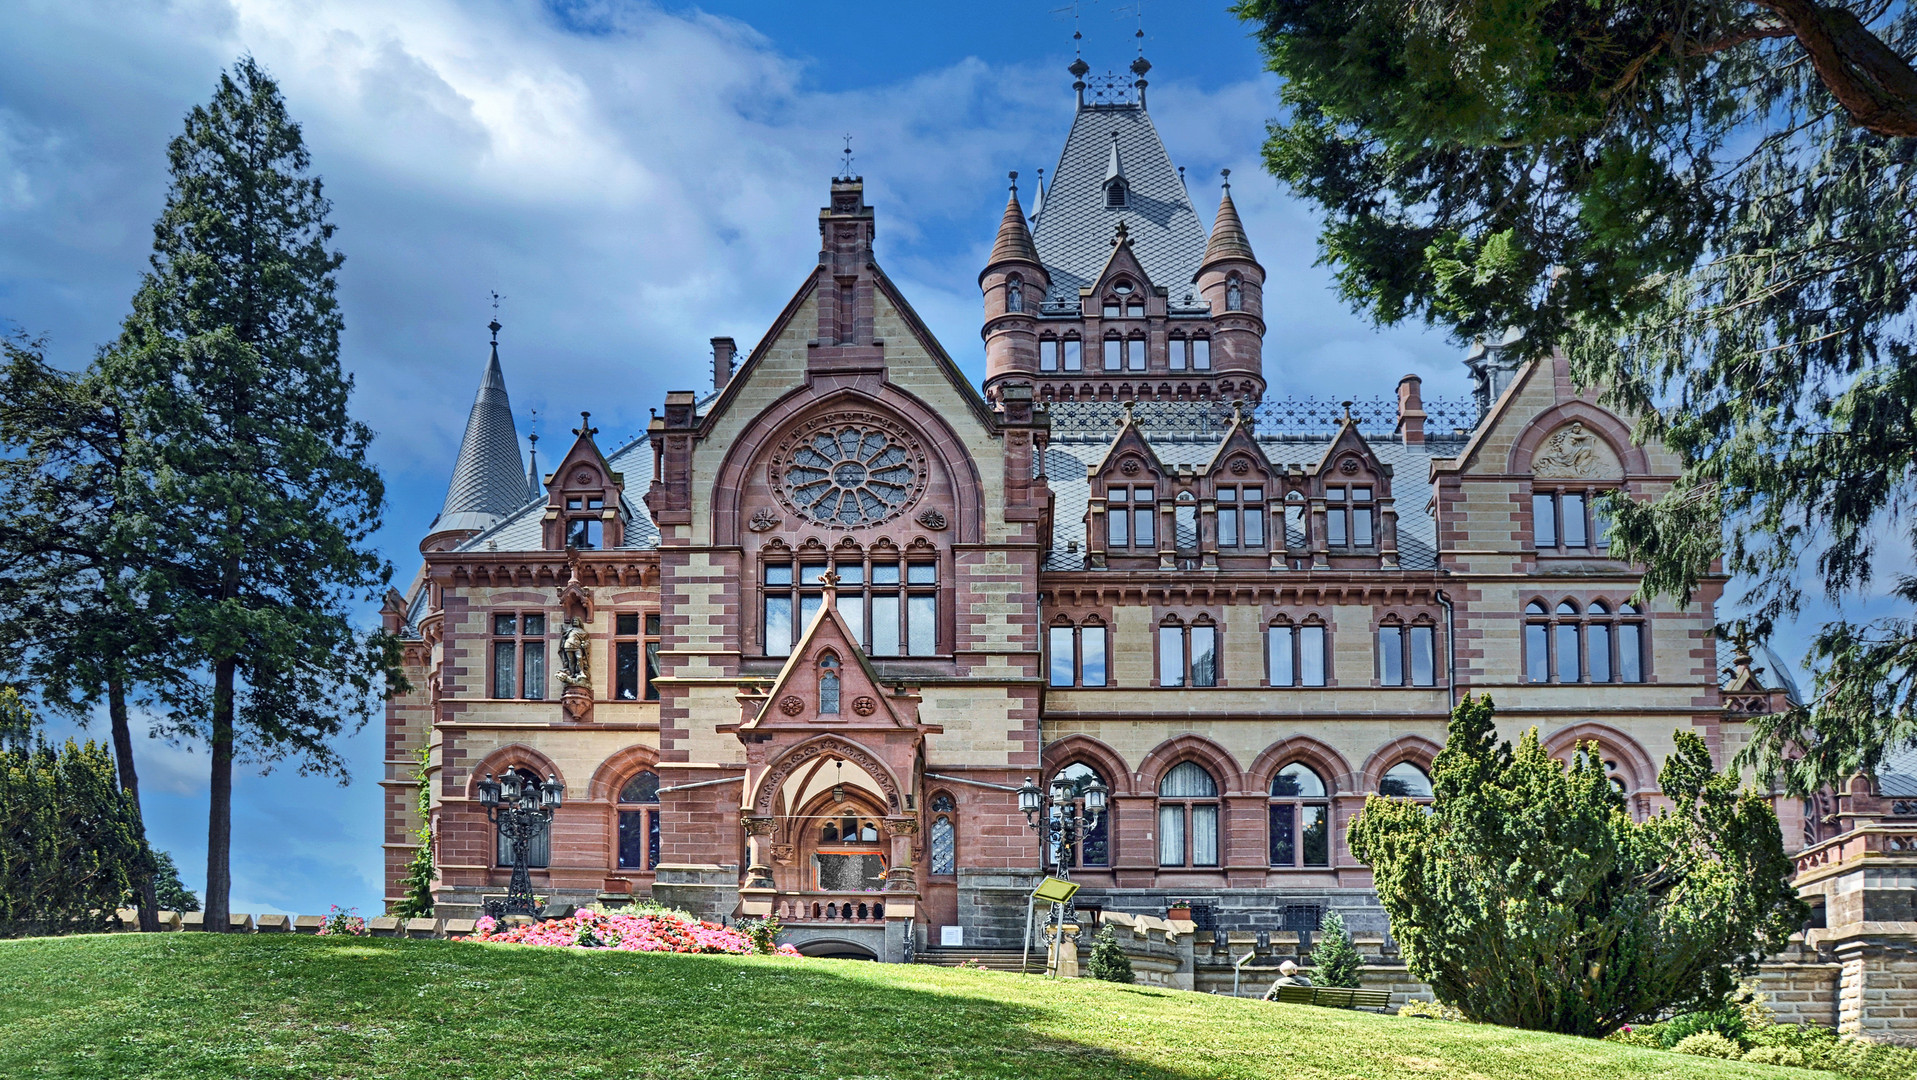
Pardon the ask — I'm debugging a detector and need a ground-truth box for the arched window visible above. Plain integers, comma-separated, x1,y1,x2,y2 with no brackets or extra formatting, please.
1169,333,1187,371
1268,619,1328,686
1103,333,1122,371
1525,599,1644,683
929,792,957,875
1380,762,1434,800
815,806,884,890
1157,761,1219,867
1049,763,1110,868
495,767,551,868
1226,273,1243,311
1062,334,1083,372
1048,618,1108,688
616,769,661,870
1040,334,1058,371
1191,336,1211,370
819,654,841,716
1126,332,1146,371
1006,274,1024,313
1159,617,1218,687
1269,763,1329,867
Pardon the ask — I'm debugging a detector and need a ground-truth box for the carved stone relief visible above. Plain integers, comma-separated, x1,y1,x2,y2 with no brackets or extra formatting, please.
1532,421,1623,480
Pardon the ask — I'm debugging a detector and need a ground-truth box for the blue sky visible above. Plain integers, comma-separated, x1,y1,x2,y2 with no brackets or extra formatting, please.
0,0,1871,916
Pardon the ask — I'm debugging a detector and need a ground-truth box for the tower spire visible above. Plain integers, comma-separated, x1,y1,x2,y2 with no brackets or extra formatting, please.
525,412,542,502
1202,169,1256,266
430,315,528,543
988,172,1041,268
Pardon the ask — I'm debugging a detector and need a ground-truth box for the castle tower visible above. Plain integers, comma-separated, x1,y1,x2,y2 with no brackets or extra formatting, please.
422,318,528,552
1194,171,1266,400
982,51,1264,405
980,173,1048,400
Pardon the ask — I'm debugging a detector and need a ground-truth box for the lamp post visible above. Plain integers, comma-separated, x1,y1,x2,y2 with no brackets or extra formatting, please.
477,771,565,919
1017,772,1106,941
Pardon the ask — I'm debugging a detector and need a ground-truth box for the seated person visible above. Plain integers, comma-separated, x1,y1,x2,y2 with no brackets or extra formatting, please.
1262,959,1312,1000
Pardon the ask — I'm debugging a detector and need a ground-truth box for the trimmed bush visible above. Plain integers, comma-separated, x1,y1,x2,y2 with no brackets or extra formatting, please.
1673,1032,1741,1059
1087,923,1134,984
1741,1045,1805,1067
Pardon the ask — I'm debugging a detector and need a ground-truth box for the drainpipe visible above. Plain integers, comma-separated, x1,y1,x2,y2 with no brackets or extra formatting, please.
1435,589,1457,711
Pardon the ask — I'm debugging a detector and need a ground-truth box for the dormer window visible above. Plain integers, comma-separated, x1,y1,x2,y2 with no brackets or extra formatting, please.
566,496,605,550
1106,179,1128,208
1006,274,1024,314
1326,484,1375,548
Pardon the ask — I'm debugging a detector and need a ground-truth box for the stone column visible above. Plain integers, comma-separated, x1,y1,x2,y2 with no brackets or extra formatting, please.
739,815,776,916
882,816,920,963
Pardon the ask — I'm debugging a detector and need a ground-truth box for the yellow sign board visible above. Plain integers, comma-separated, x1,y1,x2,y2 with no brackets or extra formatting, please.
1032,876,1080,904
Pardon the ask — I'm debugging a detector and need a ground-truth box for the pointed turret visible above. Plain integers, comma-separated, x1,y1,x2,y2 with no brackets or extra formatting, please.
981,173,1051,400
1195,170,1267,400
1029,168,1046,226
1201,174,1257,268
424,319,528,550
988,180,1041,268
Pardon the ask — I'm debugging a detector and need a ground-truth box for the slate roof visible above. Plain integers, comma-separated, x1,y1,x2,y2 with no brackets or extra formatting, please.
453,434,659,554
1712,640,1805,705
434,341,529,534
1039,401,1463,572
1879,745,1917,796
1031,104,1208,312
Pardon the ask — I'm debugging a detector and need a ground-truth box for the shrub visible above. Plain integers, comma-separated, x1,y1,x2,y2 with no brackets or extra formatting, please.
1603,1024,1660,1048
738,916,782,955
317,905,367,936
1309,910,1363,988
0,732,153,937
1087,923,1134,984
1741,1045,1806,1067
1659,1005,1747,1049
390,746,434,919
1347,694,1807,1037
1397,1000,1467,1022
1673,1032,1742,1059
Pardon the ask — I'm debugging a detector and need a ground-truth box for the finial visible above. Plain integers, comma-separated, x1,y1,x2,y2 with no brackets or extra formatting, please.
573,410,598,438
838,134,855,180
1009,170,1018,191
528,407,538,448
1112,220,1130,247
1221,167,1231,190
1341,400,1354,421
488,289,504,342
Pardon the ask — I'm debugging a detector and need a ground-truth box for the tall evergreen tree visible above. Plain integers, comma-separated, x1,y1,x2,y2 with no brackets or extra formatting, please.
1235,1,1917,792
0,334,178,930
111,57,405,929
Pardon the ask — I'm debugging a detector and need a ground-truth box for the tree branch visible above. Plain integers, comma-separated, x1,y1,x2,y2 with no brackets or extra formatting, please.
1754,0,1917,137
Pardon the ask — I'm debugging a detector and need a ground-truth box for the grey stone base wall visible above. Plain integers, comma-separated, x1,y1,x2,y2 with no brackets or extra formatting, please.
649,863,740,923
955,868,1046,948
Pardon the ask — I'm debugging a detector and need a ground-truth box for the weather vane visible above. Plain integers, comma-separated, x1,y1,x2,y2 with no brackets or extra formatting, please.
839,134,855,179
488,289,505,341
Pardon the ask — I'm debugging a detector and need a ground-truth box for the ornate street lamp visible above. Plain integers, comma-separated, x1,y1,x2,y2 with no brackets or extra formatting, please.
1018,771,1106,928
479,771,565,919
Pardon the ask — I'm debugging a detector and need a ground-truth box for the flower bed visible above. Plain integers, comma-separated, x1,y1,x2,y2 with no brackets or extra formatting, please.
465,908,798,956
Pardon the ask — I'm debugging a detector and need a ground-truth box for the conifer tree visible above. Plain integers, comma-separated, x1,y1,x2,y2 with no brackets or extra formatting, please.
1309,910,1363,989
110,57,405,929
1235,2,1917,792
0,335,179,930
1087,923,1135,984
1348,695,1805,1036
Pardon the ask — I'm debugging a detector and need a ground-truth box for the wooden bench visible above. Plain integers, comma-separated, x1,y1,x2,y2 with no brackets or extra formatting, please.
1267,984,1394,1011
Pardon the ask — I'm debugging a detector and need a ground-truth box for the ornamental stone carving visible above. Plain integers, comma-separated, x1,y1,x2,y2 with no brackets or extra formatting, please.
778,695,805,716
769,411,929,529
1531,421,1623,480
748,507,782,532
1229,457,1250,475
851,696,878,717
915,508,948,530
1120,458,1141,476
1339,457,1361,475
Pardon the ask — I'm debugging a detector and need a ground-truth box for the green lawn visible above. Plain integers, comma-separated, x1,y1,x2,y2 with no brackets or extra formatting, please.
0,933,1828,1080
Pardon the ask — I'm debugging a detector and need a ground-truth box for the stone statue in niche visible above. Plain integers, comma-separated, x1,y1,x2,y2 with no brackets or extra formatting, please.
1532,421,1621,479
558,617,591,688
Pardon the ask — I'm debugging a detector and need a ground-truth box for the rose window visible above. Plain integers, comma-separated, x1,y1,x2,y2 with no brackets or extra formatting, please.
773,416,926,528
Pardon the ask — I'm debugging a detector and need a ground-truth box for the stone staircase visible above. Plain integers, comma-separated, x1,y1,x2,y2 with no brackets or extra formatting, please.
916,947,1041,973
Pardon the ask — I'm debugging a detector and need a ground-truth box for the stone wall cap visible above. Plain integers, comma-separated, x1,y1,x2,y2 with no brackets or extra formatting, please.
293,915,326,933
443,918,479,935
255,914,291,931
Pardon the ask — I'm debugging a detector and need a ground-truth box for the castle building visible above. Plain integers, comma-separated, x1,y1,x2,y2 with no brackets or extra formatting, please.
384,60,1799,962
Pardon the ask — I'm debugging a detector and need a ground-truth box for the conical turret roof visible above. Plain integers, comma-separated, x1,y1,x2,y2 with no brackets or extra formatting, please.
987,176,1041,268
434,329,529,535
1202,174,1257,267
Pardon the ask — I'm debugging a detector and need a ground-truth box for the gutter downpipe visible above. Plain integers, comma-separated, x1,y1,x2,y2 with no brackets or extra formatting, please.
1435,589,1457,710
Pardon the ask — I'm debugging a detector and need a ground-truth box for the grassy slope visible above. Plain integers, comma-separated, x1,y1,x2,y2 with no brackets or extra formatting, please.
0,934,1827,1080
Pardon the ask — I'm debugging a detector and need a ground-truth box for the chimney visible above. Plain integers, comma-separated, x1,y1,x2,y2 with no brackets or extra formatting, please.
711,337,737,392
1395,375,1426,445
